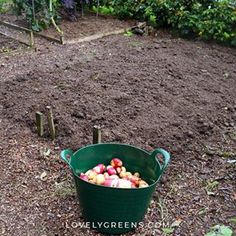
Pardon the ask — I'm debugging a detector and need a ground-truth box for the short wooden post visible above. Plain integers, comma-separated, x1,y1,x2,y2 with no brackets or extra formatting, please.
93,125,102,144
29,31,34,47
36,112,44,137
46,106,56,140
60,35,64,44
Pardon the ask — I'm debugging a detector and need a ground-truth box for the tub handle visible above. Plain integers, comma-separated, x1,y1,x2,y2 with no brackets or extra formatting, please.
60,149,74,166
151,148,170,174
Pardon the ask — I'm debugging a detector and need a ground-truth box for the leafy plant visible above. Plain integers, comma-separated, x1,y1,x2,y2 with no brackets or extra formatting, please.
205,225,233,236
162,227,175,234
205,180,219,191
99,0,236,46
0,0,11,13
92,5,114,15
124,30,134,36
12,0,61,31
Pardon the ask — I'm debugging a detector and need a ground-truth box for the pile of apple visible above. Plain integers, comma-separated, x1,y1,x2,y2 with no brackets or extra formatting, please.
79,158,149,188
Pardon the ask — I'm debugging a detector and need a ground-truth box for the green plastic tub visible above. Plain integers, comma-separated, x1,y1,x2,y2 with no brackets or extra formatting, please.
61,143,170,234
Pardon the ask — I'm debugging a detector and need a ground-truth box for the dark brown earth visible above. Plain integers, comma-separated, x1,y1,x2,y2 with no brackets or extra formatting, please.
43,14,134,40
0,17,236,236
0,12,134,41
0,34,27,53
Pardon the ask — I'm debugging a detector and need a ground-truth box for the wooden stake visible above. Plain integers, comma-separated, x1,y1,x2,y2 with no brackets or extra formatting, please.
36,112,44,137
0,31,31,46
93,125,102,144
0,20,32,33
65,27,133,44
60,35,64,45
46,106,56,140
29,31,35,47
34,32,62,44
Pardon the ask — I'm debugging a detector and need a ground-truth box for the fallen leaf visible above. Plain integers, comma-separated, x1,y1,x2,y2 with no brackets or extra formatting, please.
207,191,216,196
40,148,51,157
171,218,183,227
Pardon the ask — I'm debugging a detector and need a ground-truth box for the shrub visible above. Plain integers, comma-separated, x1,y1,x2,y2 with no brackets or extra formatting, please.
12,0,61,31
100,0,236,46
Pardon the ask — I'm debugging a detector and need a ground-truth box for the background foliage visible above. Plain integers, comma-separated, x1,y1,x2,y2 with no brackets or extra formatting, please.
12,0,61,31
4,0,236,45
0,0,11,13
99,0,236,46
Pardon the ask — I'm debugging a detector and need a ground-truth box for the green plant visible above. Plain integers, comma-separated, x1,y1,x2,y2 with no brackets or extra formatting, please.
203,180,220,196
205,225,233,236
162,227,174,234
124,30,134,36
0,0,11,13
92,5,114,15
12,0,61,31
99,0,236,46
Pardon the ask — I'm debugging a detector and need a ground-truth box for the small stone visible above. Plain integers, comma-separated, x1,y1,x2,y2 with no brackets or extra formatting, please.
40,171,47,181
72,111,85,119
186,131,194,138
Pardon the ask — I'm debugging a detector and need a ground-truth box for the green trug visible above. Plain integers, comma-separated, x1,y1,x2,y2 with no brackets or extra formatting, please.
61,143,170,234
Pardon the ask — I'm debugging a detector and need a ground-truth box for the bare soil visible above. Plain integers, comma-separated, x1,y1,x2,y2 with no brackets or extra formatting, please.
0,18,236,236
0,34,27,53
44,14,134,40
0,12,135,41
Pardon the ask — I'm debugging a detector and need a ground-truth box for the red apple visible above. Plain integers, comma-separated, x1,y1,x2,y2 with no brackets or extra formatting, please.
103,178,119,187
117,179,132,188
106,165,117,175
93,164,106,174
95,174,106,185
119,171,126,178
116,167,121,174
80,173,89,182
134,172,140,178
125,172,132,178
139,180,149,188
103,172,109,179
110,158,123,168
109,174,119,179
85,170,97,180
129,175,140,186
